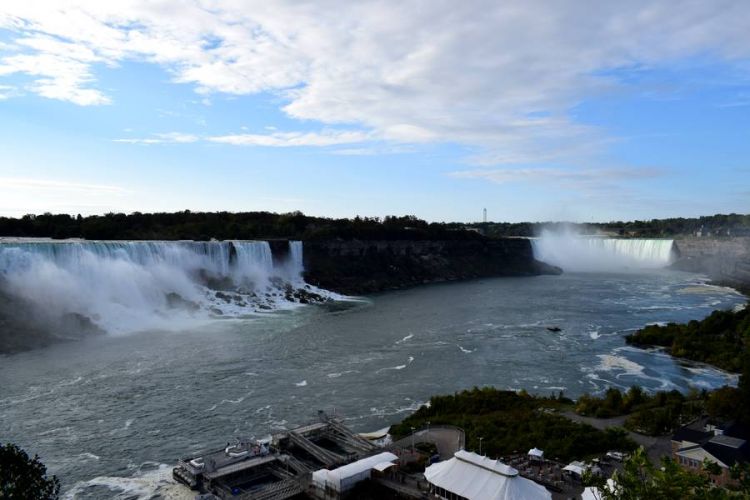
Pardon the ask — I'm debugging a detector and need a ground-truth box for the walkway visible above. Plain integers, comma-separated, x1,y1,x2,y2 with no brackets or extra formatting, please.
561,411,671,465
390,425,465,459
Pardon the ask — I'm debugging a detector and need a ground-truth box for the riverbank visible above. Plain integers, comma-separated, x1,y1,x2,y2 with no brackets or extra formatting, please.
625,301,749,373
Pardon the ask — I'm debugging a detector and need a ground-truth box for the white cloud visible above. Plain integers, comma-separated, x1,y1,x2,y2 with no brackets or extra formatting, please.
1,1,750,162
0,84,19,100
114,132,199,144
208,129,370,147
0,177,133,217
0,177,128,194
450,166,664,191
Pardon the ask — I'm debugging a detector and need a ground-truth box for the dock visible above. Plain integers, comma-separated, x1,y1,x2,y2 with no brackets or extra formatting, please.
173,411,379,499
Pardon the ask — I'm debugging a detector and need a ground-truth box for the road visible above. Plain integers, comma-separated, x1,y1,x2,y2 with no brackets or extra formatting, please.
561,411,672,465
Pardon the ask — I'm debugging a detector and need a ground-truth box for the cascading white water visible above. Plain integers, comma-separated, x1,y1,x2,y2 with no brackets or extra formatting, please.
531,230,675,272
0,240,322,334
288,241,304,281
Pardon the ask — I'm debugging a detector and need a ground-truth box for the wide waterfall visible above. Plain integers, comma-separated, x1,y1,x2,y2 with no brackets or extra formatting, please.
531,230,675,272
0,240,325,336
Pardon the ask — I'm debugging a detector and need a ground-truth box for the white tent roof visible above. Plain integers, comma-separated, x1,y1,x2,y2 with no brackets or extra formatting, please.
582,478,616,500
312,451,398,489
373,461,397,472
562,461,587,476
528,448,544,458
424,450,551,500
329,452,398,481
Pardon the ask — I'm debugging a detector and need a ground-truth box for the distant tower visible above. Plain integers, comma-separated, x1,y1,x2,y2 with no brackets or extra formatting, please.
483,208,487,223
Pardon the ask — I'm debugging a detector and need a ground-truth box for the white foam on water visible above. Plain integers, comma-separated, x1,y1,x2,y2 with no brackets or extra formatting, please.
295,380,307,387
589,331,601,340
396,333,414,344
327,370,359,378
376,363,407,373
595,354,645,377
0,240,335,335
457,345,474,353
63,463,193,500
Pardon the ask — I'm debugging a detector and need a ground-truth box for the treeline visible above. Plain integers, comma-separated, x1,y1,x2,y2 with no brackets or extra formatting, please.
0,211,480,241
390,387,635,462
2,211,748,240
471,213,750,238
575,386,741,436
625,306,750,373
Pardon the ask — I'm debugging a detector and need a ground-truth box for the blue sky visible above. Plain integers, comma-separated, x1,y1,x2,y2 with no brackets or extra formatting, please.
0,2,749,222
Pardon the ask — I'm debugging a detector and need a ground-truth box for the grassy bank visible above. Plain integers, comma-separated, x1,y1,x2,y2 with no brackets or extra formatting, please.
390,387,635,462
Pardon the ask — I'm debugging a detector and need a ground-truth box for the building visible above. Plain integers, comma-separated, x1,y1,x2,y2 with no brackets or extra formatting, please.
310,451,398,498
423,450,551,500
671,418,750,486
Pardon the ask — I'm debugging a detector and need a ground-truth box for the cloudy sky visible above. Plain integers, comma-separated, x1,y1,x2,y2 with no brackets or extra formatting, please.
1,1,749,222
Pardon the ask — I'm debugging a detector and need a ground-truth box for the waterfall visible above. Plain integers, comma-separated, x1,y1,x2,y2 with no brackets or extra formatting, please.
0,240,323,335
531,230,675,272
288,241,304,281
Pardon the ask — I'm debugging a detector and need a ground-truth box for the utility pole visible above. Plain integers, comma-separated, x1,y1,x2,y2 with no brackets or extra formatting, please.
479,437,484,456
411,426,416,454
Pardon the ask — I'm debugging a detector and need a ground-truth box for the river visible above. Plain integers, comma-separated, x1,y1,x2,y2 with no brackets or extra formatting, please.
0,266,745,497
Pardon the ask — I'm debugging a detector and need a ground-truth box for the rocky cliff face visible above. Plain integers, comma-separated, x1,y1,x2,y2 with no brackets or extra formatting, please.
672,237,750,292
302,238,561,295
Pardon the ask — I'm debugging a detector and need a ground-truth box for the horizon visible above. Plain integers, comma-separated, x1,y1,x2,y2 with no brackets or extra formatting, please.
2,2,750,222
2,209,750,227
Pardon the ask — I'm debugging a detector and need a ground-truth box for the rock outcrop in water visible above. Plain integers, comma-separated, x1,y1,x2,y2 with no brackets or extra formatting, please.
672,237,750,292
0,286,105,353
302,238,561,295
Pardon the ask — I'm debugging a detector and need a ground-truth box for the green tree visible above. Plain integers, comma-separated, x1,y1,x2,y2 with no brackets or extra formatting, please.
0,443,60,499
584,447,746,499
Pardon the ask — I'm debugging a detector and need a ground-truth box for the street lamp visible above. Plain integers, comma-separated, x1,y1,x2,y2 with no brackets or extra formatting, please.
411,426,416,454
479,437,484,456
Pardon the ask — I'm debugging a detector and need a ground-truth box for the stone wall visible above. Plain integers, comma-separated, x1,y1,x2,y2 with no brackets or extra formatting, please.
302,238,560,295
672,237,750,291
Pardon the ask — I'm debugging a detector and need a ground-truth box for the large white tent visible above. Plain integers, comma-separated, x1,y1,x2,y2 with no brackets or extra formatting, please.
424,450,551,500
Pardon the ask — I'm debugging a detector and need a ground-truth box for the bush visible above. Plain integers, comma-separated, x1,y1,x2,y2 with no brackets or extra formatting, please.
0,443,60,499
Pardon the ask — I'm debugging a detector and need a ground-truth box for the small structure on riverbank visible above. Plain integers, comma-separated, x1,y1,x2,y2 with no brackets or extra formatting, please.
528,447,544,462
423,450,552,500
310,451,398,498
672,417,750,486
